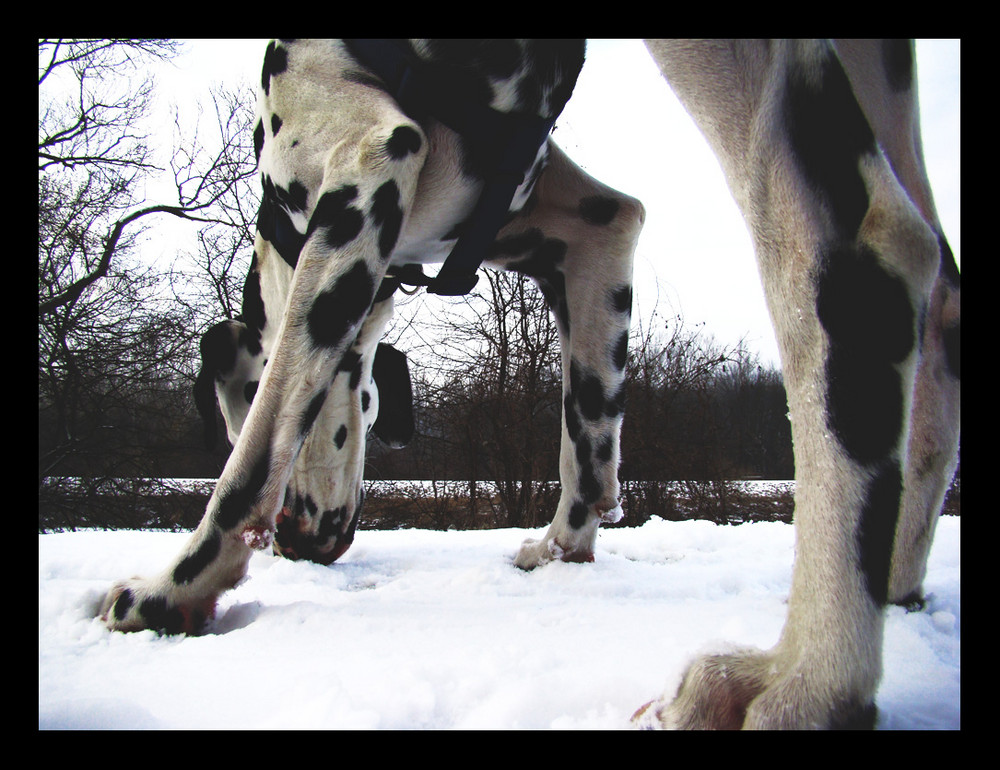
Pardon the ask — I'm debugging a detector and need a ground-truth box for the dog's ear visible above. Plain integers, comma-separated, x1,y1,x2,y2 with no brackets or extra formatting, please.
371,343,415,448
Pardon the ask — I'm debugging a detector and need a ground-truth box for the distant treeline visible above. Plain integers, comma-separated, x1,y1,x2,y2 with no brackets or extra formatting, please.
40,266,800,530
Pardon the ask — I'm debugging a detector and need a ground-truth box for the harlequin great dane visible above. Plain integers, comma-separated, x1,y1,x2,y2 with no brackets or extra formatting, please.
101,39,960,729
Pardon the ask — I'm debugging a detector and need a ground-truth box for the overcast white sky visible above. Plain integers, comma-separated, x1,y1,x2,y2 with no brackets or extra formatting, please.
152,39,960,368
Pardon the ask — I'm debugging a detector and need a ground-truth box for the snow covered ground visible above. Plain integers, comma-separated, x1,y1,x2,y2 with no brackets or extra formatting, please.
39,516,959,729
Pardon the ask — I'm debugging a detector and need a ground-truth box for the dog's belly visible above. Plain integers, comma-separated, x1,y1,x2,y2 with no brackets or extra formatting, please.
387,122,484,267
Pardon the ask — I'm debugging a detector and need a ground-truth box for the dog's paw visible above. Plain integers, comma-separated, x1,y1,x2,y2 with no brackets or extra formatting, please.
100,577,216,635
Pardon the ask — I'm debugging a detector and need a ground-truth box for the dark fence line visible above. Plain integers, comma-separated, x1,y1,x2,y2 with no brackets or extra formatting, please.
39,476,958,533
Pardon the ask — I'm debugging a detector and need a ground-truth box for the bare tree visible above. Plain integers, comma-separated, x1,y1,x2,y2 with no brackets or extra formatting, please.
166,84,260,329
383,270,563,527
621,310,735,481
39,39,258,529
711,345,793,479
375,274,793,528
38,39,255,318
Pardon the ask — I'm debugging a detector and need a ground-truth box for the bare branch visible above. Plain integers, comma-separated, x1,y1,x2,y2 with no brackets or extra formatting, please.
39,202,238,318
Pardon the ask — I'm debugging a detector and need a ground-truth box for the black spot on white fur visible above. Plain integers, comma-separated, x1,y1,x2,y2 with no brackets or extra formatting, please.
371,180,404,260
579,195,619,225
173,530,221,585
261,41,288,96
817,245,913,465
385,125,422,159
307,186,364,249
785,49,876,237
307,261,375,349
300,390,328,437
881,39,913,93
858,461,903,605
216,447,271,531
